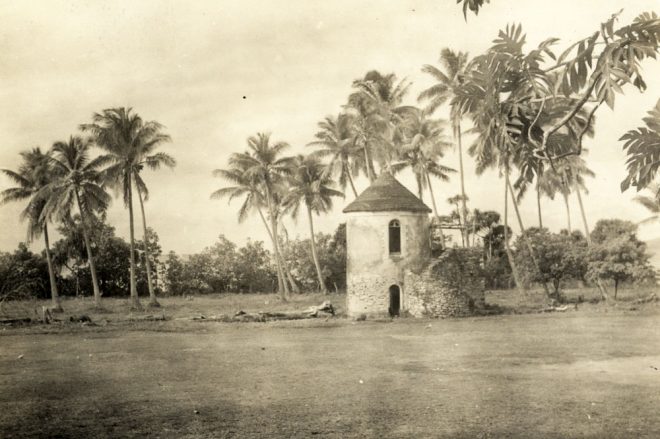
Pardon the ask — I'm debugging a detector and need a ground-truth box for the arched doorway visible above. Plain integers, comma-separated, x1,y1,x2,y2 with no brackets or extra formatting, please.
389,285,400,317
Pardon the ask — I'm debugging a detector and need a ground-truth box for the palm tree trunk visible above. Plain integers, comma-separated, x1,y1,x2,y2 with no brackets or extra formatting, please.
135,181,159,307
74,189,102,308
363,145,375,182
306,206,327,294
43,223,62,312
507,178,551,297
575,184,609,300
575,185,589,240
425,171,445,248
271,217,290,300
504,165,524,294
455,204,466,247
256,206,285,294
456,119,469,249
562,192,572,233
265,188,289,300
277,219,300,294
127,177,141,310
346,164,359,198
536,181,543,229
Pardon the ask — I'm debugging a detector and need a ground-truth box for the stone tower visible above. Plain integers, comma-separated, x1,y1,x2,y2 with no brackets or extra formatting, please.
342,173,431,317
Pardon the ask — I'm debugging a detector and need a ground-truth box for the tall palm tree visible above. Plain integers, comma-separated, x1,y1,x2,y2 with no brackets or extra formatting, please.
560,155,595,236
419,48,470,242
283,155,343,293
45,137,111,308
1,148,63,311
347,71,411,177
133,150,176,307
393,108,455,199
308,113,361,198
216,133,295,300
80,107,171,310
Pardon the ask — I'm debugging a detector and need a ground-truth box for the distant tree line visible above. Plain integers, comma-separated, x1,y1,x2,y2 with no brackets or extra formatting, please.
163,223,346,296
478,216,655,299
0,218,347,302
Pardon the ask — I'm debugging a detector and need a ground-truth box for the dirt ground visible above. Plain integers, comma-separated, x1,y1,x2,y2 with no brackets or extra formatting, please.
1,291,660,438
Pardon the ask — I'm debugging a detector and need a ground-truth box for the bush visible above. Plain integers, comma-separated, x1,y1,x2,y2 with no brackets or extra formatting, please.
0,244,50,302
514,228,587,297
587,219,656,298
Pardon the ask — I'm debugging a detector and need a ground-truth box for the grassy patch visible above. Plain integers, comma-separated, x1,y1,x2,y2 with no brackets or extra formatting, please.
1,304,660,437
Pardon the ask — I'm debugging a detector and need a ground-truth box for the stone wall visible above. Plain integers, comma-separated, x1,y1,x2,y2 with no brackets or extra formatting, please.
404,248,486,318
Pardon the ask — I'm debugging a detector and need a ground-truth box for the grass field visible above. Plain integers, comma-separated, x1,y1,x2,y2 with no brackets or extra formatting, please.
1,289,660,438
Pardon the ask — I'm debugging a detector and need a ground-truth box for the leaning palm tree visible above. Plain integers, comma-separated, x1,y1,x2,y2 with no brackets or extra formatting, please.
212,162,284,288
419,48,470,237
45,136,111,308
80,107,170,310
1,148,63,311
308,113,362,198
283,155,343,293
215,133,295,300
132,149,175,307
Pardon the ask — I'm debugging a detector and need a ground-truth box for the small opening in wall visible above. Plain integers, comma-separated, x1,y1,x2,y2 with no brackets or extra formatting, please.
389,219,401,254
389,285,400,317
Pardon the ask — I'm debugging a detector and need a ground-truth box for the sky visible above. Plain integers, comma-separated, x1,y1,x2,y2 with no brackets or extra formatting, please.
1,0,660,255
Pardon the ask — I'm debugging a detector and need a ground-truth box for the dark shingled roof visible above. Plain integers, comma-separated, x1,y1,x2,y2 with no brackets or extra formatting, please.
343,173,432,213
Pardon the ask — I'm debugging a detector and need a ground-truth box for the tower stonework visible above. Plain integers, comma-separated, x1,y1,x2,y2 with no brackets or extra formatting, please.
343,173,431,317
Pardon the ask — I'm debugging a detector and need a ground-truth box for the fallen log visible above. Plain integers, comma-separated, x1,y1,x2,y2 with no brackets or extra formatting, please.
304,301,335,316
128,314,167,322
192,301,337,323
539,305,569,313
0,317,32,326
634,293,658,304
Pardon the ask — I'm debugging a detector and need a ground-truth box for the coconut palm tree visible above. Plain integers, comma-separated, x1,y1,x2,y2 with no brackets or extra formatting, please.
80,107,171,310
392,108,455,250
1,148,63,311
308,113,361,198
283,155,343,293
218,133,295,300
561,155,595,236
347,71,411,177
419,48,470,239
45,136,111,308
132,151,175,307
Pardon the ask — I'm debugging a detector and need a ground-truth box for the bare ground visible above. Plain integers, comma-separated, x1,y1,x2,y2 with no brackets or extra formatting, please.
1,290,660,438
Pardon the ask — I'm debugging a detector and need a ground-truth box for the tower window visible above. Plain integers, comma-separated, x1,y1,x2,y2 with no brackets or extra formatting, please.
389,219,401,254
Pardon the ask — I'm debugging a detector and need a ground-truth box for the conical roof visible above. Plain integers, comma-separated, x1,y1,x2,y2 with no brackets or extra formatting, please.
343,173,432,213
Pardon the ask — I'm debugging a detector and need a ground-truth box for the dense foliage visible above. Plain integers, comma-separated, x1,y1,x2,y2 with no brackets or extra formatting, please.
587,219,656,297
514,229,588,296
0,244,50,302
162,224,347,296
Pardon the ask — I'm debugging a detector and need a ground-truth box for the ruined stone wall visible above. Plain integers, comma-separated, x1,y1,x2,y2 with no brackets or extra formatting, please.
404,248,486,317
346,211,430,317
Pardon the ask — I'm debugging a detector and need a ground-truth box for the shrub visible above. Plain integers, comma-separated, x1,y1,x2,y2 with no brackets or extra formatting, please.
514,228,587,297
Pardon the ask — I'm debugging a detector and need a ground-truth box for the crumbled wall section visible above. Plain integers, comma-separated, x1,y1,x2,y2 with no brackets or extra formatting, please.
404,250,486,317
